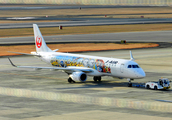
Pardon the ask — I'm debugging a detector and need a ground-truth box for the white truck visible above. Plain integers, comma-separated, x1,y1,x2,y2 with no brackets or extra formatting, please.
145,78,171,90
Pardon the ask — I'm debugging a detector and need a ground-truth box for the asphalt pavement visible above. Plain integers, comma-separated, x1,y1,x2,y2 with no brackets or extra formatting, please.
1,18,172,28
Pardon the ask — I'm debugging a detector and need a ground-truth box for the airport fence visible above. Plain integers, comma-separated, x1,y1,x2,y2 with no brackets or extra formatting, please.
0,86,172,113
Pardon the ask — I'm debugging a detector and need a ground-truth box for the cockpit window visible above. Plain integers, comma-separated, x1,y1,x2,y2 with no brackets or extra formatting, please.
128,65,140,68
136,65,140,68
128,65,132,68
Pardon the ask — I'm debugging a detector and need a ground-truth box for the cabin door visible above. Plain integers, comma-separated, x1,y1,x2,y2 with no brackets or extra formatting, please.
120,64,124,73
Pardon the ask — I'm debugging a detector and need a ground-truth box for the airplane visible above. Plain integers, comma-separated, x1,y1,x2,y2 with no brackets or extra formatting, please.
8,24,146,87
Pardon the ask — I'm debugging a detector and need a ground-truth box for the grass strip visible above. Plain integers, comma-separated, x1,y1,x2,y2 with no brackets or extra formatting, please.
1,7,172,17
1,43,158,56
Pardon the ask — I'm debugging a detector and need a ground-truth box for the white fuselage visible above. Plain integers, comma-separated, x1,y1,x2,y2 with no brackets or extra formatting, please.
38,52,145,79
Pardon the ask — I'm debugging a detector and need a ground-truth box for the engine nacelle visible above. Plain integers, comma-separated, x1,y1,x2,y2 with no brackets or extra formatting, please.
69,72,87,82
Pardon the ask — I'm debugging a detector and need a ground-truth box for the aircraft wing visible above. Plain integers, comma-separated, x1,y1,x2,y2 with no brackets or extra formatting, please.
8,58,93,73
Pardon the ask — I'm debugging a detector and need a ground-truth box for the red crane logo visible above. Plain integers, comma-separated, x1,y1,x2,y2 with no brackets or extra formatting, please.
36,36,42,48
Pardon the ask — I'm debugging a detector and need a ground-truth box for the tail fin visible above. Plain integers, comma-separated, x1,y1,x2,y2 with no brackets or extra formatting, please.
33,24,52,52
130,51,135,61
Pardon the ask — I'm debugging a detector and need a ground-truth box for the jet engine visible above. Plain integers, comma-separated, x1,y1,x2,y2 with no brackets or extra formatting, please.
69,72,87,82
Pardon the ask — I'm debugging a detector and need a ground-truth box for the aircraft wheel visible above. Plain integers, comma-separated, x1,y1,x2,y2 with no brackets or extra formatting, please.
93,76,98,82
146,85,150,89
93,76,101,82
154,86,157,90
98,76,101,82
127,83,132,87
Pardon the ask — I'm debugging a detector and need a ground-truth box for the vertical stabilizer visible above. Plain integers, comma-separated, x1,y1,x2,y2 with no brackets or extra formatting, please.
33,24,52,52
130,51,135,61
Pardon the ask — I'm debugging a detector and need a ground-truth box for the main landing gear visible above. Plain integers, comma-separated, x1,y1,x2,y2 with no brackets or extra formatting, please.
93,76,101,82
68,77,75,83
127,78,134,87
68,76,102,83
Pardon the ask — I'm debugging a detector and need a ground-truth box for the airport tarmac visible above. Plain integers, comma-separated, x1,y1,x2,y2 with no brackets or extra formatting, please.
0,48,172,119
1,18,172,29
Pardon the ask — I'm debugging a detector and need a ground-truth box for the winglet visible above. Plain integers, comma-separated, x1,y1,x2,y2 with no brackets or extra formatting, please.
8,58,17,67
130,51,135,61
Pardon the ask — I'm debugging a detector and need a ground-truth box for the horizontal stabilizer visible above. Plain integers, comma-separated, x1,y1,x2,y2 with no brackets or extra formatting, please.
53,49,59,52
8,51,41,57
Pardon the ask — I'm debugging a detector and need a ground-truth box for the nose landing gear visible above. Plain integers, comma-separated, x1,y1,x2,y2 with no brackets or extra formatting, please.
127,78,134,87
128,82,132,87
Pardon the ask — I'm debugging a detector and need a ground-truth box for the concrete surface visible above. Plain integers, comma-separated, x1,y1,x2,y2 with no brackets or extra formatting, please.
0,48,172,119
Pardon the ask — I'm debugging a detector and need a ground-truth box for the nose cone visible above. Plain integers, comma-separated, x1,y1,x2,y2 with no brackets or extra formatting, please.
136,69,146,78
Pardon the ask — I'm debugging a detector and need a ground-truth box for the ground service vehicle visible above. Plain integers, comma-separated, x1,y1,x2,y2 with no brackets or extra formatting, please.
145,78,170,90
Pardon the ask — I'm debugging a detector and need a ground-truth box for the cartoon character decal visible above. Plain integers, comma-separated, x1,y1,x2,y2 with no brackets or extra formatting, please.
89,59,95,68
83,58,89,67
76,58,84,67
95,59,104,72
50,55,118,73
